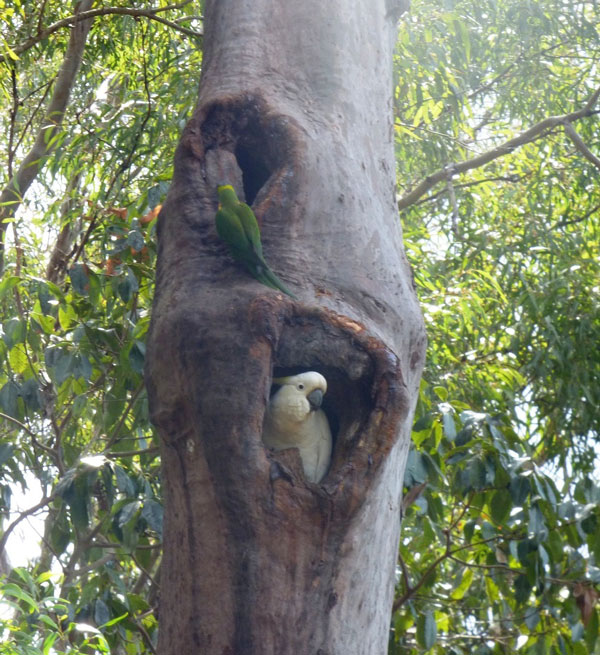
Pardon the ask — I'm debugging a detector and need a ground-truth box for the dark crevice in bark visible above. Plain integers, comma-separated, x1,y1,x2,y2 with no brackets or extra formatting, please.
200,94,300,204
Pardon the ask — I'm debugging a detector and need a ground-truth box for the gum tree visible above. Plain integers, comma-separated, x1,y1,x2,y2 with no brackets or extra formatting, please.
145,0,425,652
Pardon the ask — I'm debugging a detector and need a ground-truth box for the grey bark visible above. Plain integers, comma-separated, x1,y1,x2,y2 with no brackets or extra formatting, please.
0,0,94,271
146,1,425,653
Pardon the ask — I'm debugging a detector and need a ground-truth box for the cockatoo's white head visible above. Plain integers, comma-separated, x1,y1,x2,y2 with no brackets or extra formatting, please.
273,371,327,404
270,372,327,421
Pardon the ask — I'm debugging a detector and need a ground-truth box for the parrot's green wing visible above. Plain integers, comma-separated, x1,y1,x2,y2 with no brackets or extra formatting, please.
215,184,297,299
215,206,250,255
234,202,264,259
257,264,297,299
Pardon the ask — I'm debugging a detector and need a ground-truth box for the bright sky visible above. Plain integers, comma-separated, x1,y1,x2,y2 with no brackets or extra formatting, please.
5,474,46,568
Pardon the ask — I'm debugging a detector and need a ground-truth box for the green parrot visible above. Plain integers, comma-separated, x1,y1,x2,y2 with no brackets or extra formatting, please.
215,185,297,299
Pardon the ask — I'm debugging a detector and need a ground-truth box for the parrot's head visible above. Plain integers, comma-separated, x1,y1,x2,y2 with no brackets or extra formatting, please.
216,184,238,207
272,372,327,414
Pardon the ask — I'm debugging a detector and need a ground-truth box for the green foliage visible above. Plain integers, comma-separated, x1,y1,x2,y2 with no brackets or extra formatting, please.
392,0,600,652
0,1,201,651
0,567,124,654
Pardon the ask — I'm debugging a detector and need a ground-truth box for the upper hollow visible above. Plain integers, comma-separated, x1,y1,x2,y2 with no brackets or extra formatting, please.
201,95,299,205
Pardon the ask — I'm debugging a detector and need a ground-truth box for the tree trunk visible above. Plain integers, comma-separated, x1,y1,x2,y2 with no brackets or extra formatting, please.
145,0,425,653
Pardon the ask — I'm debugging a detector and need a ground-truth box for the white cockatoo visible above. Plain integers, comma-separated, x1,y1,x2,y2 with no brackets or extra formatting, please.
262,371,332,483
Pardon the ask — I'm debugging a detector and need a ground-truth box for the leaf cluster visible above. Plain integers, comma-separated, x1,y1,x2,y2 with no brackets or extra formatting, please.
392,1,600,653
0,1,201,651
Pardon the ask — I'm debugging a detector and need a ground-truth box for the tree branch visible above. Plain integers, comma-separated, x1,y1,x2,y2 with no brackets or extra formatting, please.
397,86,600,210
7,67,18,177
105,447,160,459
410,174,527,208
0,2,202,64
0,493,55,555
445,167,460,237
45,172,83,283
0,411,56,457
0,0,95,272
393,534,509,611
552,201,600,230
563,120,600,171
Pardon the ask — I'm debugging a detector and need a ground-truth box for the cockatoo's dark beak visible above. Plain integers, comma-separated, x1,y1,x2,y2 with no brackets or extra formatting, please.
307,389,324,411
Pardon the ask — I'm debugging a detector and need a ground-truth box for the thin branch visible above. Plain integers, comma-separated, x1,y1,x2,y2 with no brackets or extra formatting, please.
36,0,49,36
393,535,504,611
71,211,100,266
0,411,56,457
552,201,600,230
132,551,160,592
60,518,108,591
0,494,55,555
175,14,204,24
103,372,145,454
445,167,460,237
74,552,116,576
412,174,527,208
447,554,520,573
105,446,160,459
46,172,83,283
7,66,18,178
396,550,412,597
396,42,568,134
131,616,158,655
11,223,24,317
394,528,452,612
11,77,55,156
153,0,195,10
397,86,600,210
93,540,161,550
448,492,475,533
121,22,153,189
563,120,600,171
129,552,161,654
72,23,156,267
0,3,202,64
466,42,567,105
396,119,475,151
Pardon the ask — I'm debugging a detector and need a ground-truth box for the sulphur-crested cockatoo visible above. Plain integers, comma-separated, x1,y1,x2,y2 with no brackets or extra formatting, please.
262,372,332,483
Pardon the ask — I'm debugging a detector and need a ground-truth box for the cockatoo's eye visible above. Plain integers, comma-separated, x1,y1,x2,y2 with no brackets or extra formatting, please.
298,383,305,390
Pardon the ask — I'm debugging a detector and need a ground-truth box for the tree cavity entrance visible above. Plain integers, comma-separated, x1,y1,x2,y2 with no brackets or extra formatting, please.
200,94,301,205
263,307,407,489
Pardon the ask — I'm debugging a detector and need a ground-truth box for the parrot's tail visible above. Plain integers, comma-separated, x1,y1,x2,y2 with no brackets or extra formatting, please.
260,265,297,299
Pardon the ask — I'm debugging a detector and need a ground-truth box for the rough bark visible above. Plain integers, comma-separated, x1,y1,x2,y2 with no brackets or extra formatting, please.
0,0,94,271
145,1,426,653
